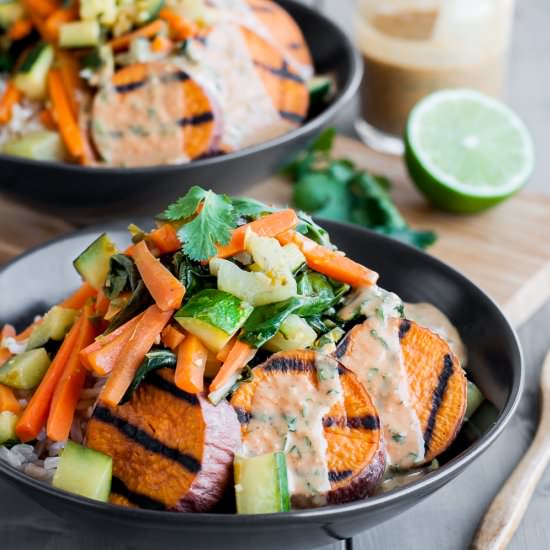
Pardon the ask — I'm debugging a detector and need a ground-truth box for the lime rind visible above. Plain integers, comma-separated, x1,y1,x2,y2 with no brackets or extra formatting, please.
405,89,534,212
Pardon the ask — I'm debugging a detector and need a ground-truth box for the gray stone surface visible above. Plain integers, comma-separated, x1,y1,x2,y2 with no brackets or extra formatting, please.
1,2,549,549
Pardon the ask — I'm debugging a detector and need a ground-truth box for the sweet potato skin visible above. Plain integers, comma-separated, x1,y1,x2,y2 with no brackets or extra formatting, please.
86,368,240,512
175,389,241,512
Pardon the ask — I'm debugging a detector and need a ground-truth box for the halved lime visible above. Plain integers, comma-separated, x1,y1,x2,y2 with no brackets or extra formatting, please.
405,89,534,213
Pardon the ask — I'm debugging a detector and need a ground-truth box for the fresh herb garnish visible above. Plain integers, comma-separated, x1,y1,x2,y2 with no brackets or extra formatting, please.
162,186,237,261
285,128,436,249
288,445,302,458
395,303,405,318
283,413,297,432
369,329,389,349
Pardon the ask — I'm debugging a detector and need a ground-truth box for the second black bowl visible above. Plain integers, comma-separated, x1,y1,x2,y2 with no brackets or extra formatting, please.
0,1,361,222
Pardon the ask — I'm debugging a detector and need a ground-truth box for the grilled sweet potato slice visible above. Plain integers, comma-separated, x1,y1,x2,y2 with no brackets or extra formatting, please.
91,62,219,166
231,350,385,507
241,27,309,126
86,368,240,511
246,0,313,69
398,319,467,461
336,319,467,463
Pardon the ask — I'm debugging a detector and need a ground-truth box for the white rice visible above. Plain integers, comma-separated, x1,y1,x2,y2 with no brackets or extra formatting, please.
0,76,46,147
1,336,26,355
0,371,106,484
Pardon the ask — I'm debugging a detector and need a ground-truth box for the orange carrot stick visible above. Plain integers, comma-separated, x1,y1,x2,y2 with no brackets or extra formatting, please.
60,282,97,310
151,34,173,54
148,224,181,254
38,107,57,129
46,306,96,442
80,312,144,375
161,324,185,351
276,230,379,287
44,6,77,42
15,313,82,442
174,334,207,393
47,68,84,159
23,0,59,19
7,19,33,41
0,82,22,124
56,49,81,118
100,305,173,407
215,336,236,362
216,209,299,258
0,384,21,414
95,288,110,318
127,240,185,311
159,8,197,40
209,339,256,392
108,19,165,52
0,349,11,367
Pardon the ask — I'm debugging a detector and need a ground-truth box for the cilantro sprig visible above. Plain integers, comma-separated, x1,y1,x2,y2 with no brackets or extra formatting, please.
285,129,437,249
162,186,237,261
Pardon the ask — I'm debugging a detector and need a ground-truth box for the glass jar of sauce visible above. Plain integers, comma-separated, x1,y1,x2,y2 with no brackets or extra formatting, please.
355,0,515,138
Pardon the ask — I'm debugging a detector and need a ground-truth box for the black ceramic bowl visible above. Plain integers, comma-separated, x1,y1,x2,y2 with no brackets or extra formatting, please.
0,220,523,549
0,1,361,223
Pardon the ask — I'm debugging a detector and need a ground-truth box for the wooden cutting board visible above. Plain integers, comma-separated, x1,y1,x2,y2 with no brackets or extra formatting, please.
1,135,549,328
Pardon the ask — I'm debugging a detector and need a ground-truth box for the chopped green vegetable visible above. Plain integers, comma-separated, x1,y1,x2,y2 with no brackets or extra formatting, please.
465,381,485,420
286,128,436,249
0,348,50,389
105,280,153,333
295,272,348,317
175,289,253,352
26,306,77,350
103,253,140,300
239,297,307,348
234,452,290,514
0,411,18,446
53,441,112,502
122,349,176,403
172,251,216,300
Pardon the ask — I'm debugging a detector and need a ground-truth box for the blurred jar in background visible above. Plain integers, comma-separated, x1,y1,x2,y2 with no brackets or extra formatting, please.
355,0,515,138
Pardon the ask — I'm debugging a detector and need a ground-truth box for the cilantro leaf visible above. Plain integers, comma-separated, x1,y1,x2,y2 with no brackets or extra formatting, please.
311,127,336,153
231,197,275,220
284,129,437,250
163,185,208,222
177,191,236,261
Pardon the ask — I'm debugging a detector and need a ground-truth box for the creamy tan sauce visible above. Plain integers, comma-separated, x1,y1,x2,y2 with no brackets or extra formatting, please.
356,4,511,135
175,21,292,151
208,0,313,81
338,286,425,468
338,287,467,469
241,355,343,502
404,302,467,366
92,62,185,166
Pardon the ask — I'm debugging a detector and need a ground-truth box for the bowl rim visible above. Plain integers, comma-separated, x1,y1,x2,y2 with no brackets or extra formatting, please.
0,0,363,175
0,218,524,527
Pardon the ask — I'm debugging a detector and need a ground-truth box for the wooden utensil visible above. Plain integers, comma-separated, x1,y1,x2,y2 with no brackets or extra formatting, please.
471,351,550,550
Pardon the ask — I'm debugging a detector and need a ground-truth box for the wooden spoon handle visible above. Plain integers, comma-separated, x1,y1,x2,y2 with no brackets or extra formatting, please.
471,424,550,550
